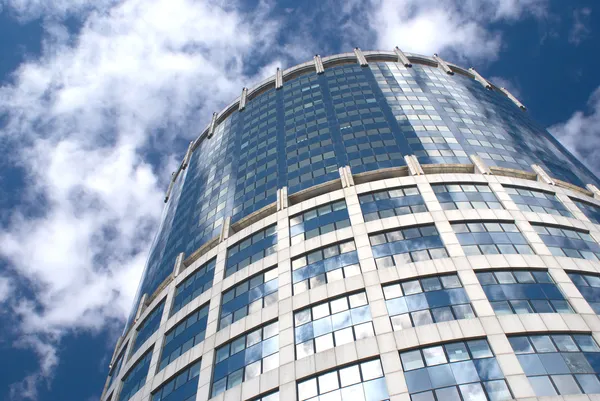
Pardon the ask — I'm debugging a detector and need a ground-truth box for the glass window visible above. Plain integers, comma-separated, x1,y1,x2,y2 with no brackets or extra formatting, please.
119,349,153,401
131,300,165,355
509,333,600,396
359,186,428,222
225,225,277,277
534,224,600,261
384,274,475,330
453,222,534,255
290,200,350,244
151,360,201,401
505,185,572,217
401,339,512,401
294,291,374,358
211,321,279,396
297,358,389,401
569,272,600,314
432,183,504,210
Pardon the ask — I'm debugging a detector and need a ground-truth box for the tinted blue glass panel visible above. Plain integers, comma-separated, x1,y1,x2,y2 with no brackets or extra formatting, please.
400,339,512,401
294,291,373,359
291,240,359,294
211,321,279,397
297,358,389,401
370,224,448,268
383,274,475,330
290,200,350,244
452,222,534,256
225,225,277,277
159,304,209,371
359,185,427,222
568,272,600,314
476,270,572,315
509,333,600,396
151,360,201,401
219,267,278,329
432,183,503,211
504,186,571,217
119,348,153,401
573,199,600,224
131,300,165,355
532,224,600,260
171,258,216,316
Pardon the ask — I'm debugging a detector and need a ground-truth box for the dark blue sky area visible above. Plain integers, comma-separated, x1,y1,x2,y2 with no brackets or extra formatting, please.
0,1,598,401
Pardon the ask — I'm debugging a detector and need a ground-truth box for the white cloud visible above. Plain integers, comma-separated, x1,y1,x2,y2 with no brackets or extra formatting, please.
365,0,547,63
569,7,592,45
549,86,600,177
0,0,282,398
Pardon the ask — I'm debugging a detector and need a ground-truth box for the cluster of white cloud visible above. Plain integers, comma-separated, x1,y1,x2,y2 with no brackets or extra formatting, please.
2,0,588,399
549,86,600,177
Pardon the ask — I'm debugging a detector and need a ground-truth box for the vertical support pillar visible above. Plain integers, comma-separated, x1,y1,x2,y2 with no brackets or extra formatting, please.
219,216,232,242
532,164,556,185
469,68,492,90
404,155,424,176
339,166,354,187
134,293,148,322
433,53,454,75
238,87,248,111
394,46,412,67
499,87,526,110
354,48,368,67
277,186,289,211
314,55,325,74
587,184,600,200
275,68,283,89
173,252,185,277
182,141,193,170
470,155,492,175
207,112,217,138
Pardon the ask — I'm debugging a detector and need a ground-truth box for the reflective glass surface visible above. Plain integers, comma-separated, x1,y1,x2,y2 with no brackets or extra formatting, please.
504,186,571,217
151,360,201,401
225,225,277,277
509,333,600,396
129,59,600,330
292,240,360,294
568,272,600,314
400,339,511,401
290,200,350,245
297,358,389,401
131,300,165,355
370,224,448,269
432,183,503,211
452,222,534,256
532,224,600,260
294,291,374,359
383,274,475,330
171,258,216,316
119,348,153,401
107,344,127,389
359,185,427,222
159,304,209,371
219,267,278,329
211,321,279,397
476,270,572,315
573,199,600,224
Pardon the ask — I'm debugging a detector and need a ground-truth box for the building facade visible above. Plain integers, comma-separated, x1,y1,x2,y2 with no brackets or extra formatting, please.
102,49,600,401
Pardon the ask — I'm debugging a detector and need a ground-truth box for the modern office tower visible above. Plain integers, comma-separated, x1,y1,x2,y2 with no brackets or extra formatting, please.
102,49,600,401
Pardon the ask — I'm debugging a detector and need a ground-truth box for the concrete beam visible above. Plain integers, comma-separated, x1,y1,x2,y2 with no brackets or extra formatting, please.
587,184,600,200
394,47,412,67
275,67,283,89
469,68,492,90
314,55,325,74
354,48,368,67
277,187,289,211
405,155,424,176
433,53,454,75
173,252,185,277
500,87,526,111
470,155,492,175
238,87,248,111
532,164,556,185
164,173,175,203
220,216,232,242
182,141,193,170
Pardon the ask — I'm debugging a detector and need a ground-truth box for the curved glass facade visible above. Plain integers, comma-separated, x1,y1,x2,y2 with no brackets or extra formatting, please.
104,51,600,401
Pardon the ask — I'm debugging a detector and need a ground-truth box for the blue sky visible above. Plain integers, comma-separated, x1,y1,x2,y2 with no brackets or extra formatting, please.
0,0,599,400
